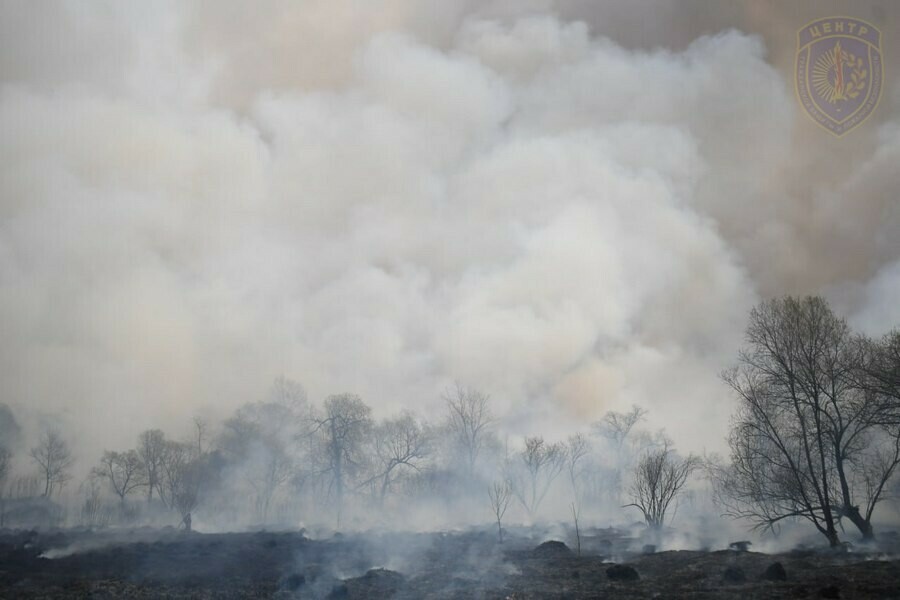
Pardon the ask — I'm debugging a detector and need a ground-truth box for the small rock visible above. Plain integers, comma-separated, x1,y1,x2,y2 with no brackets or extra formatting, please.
304,564,325,581
606,564,640,581
357,568,404,584
819,585,841,599
279,573,305,591
722,566,746,583
533,540,573,558
761,562,787,582
342,568,404,598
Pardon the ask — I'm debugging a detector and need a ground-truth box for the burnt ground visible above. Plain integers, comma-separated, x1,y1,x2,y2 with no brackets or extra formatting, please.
0,526,898,599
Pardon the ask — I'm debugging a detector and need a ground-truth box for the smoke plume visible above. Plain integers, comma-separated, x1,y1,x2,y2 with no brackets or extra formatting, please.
1,0,898,467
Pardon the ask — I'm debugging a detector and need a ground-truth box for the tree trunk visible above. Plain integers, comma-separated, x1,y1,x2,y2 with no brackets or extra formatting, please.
824,527,840,547
843,506,875,541
332,420,343,527
380,473,390,506
833,445,875,541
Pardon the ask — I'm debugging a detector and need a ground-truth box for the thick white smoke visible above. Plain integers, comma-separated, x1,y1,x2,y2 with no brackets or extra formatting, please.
0,1,898,467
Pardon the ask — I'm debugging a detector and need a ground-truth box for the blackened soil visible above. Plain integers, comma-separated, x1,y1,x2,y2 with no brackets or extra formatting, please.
0,528,898,599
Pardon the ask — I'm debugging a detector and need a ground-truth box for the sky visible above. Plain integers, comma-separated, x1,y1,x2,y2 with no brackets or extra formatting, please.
1,0,899,464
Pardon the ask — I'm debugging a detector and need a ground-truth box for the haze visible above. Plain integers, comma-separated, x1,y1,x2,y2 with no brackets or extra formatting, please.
1,0,899,485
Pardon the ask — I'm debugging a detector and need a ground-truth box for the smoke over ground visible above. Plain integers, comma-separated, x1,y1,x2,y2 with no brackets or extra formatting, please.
1,1,899,471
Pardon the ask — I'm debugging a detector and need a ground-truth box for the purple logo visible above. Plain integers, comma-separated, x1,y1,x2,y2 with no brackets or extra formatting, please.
796,17,883,136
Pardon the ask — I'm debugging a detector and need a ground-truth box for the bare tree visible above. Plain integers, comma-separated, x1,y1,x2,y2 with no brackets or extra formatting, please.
570,502,582,556
268,376,308,409
30,430,73,497
157,441,188,511
854,330,900,522
80,476,112,528
0,446,10,491
9,475,40,499
94,450,145,504
219,413,258,460
0,407,20,526
565,433,590,499
219,400,298,523
366,412,431,503
444,384,493,476
138,429,166,501
594,405,647,450
625,444,698,531
311,394,372,521
192,418,208,456
0,404,21,449
718,297,900,546
250,439,292,523
488,479,512,543
510,436,566,519
861,330,900,400
592,405,647,504
0,445,11,525
158,441,209,525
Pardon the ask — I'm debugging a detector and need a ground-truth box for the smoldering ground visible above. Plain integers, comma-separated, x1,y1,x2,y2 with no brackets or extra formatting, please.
1,1,900,597
3,524,900,599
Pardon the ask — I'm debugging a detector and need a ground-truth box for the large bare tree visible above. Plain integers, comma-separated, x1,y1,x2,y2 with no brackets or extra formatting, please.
219,399,298,523
311,393,372,521
625,444,698,531
565,433,590,500
251,441,292,523
138,429,167,501
268,376,308,410
718,297,900,546
592,405,648,504
0,446,10,490
30,430,73,497
594,406,647,450
366,412,431,503
444,384,493,476
94,450,146,505
158,440,211,525
510,436,566,519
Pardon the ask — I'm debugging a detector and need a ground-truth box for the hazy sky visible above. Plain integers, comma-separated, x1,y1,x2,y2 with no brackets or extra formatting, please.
1,1,898,462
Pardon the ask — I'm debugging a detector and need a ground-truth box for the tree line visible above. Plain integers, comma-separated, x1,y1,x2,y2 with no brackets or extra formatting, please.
0,296,897,547
0,383,684,533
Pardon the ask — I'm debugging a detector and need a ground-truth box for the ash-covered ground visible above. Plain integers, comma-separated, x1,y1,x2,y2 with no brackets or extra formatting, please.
1,526,898,599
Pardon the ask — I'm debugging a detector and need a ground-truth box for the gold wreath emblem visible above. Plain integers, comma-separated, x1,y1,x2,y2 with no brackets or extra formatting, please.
811,40,867,104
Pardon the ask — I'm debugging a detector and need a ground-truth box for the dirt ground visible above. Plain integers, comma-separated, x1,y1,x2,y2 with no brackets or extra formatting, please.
0,526,898,599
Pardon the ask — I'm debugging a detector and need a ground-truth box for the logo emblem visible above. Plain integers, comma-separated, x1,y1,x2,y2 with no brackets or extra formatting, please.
796,17,883,136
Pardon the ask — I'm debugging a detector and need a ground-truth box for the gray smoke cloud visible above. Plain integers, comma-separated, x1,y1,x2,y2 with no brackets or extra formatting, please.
1,1,898,467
